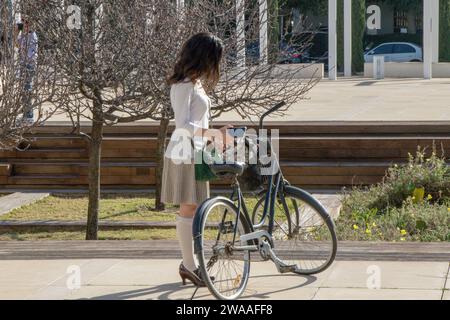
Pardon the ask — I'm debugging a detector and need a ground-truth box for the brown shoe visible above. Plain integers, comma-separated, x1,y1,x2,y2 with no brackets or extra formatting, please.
179,263,207,287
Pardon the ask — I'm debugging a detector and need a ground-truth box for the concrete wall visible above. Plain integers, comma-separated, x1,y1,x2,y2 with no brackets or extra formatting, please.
230,63,324,80
364,62,450,78
272,63,324,79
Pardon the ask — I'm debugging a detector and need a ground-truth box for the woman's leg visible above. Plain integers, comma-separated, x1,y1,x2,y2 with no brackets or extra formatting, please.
177,204,198,272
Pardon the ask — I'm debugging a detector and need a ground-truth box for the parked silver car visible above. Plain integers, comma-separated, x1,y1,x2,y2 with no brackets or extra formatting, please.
364,42,423,63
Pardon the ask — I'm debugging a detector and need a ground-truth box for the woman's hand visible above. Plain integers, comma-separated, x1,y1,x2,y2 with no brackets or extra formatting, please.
203,125,234,151
219,125,235,148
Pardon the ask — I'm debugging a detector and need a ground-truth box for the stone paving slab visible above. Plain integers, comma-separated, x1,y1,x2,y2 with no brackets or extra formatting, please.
443,291,450,300
313,194,342,220
447,269,450,290
321,261,449,290
0,259,88,287
0,192,49,216
313,288,443,300
0,259,448,300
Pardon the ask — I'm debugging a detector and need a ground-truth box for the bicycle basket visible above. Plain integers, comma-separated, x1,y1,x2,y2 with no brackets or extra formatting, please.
236,135,271,192
237,164,264,192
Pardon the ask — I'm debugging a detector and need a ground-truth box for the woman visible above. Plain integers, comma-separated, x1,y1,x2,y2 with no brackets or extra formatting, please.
162,32,232,287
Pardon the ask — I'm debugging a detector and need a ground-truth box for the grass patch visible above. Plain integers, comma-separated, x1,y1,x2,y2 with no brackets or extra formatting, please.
0,227,177,241
338,149,450,242
0,192,261,241
1,193,179,222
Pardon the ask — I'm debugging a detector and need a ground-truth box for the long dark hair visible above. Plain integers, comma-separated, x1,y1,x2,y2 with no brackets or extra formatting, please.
168,32,223,90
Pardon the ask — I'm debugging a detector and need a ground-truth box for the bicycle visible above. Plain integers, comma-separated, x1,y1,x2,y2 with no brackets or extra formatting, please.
193,102,338,300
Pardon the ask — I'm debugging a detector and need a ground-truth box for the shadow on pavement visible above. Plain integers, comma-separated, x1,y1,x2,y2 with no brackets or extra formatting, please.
81,273,317,300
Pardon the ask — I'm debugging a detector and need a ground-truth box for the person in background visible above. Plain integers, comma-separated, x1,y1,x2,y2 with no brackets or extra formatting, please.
17,18,38,123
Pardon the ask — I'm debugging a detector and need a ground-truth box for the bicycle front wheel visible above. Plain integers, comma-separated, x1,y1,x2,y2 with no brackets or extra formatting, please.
252,186,337,275
195,197,252,300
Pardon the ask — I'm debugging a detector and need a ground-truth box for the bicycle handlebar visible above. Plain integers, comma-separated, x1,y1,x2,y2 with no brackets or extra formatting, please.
259,101,287,130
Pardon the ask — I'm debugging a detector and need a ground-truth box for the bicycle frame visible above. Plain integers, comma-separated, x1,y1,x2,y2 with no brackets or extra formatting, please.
230,172,284,237
199,101,290,249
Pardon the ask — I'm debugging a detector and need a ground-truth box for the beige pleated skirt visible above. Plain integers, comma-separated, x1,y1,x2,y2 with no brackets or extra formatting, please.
161,157,210,205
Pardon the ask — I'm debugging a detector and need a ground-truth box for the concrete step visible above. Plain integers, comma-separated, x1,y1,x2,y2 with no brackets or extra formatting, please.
0,240,448,261
0,148,88,160
8,174,83,185
0,164,12,176
4,161,390,188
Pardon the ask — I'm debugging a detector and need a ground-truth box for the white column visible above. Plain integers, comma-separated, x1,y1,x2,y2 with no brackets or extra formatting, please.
423,0,433,79
259,0,268,65
176,0,184,8
432,0,440,63
12,0,21,22
176,0,185,17
236,0,246,68
344,0,352,77
328,0,337,80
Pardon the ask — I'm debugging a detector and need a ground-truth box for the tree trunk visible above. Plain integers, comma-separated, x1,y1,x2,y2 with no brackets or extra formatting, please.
86,111,103,240
154,118,170,211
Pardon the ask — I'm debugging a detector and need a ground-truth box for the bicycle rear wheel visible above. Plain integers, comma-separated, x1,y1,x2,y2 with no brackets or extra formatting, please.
252,186,337,275
194,197,252,300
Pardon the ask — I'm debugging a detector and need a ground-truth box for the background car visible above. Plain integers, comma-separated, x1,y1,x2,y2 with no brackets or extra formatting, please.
280,29,329,68
278,42,309,64
364,42,423,63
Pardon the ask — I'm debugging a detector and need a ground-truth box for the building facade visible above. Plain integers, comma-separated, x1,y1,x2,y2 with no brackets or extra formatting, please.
281,0,446,79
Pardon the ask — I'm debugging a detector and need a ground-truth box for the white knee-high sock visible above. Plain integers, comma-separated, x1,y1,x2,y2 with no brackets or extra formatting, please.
176,216,197,272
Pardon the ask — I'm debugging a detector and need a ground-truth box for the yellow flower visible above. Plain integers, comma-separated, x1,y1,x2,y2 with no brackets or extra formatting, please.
427,194,433,201
400,237,406,242
412,188,425,204
372,222,377,227
447,208,450,212
353,224,359,230
365,229,372,235
400,229,407,236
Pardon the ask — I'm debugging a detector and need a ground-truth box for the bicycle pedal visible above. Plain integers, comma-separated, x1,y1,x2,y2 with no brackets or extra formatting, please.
219,221,235,234
278,264,297,274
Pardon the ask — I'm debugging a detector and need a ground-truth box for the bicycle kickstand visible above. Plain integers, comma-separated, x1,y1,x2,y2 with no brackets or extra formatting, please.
190,287,199,300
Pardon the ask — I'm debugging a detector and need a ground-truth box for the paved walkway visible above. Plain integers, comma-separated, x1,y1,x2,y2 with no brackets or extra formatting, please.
0,259,448,300
43,78,450,123
0,241,449,300
0,192,49,216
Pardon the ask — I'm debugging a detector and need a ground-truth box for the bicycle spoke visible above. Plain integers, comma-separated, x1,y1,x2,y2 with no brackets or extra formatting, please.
198,200,250,299
251,191,336,274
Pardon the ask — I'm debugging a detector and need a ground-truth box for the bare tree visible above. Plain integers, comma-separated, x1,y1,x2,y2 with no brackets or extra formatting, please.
32,0,195,240
147,0,320,210
31,0,319,240
0,0,65,150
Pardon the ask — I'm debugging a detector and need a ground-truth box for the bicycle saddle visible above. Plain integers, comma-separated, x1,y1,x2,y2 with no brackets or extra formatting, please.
209,163,245,177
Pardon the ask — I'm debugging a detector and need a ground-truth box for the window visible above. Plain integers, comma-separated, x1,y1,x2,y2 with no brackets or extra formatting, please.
393,44,416,54
415,15,423,32
394,10,408,33
373,44,394,55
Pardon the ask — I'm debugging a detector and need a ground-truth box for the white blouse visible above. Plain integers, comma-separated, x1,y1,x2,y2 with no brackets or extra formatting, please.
165,79,211,161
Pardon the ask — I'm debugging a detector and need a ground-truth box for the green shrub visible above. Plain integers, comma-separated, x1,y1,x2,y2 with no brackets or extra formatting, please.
338,199,450,242
343,148,450,214
339,148,450,242
337,0,366,73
